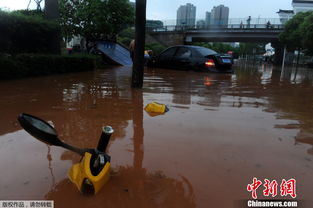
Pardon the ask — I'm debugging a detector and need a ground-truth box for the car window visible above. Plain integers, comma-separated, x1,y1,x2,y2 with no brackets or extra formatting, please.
159,47,177,61
174,48,192,58
196,47,218,56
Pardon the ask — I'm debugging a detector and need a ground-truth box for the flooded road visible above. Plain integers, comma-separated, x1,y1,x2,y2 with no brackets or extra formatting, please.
0,64,313,207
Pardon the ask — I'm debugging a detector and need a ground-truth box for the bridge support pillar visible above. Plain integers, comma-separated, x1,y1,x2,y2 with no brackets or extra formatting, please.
272,42,284,66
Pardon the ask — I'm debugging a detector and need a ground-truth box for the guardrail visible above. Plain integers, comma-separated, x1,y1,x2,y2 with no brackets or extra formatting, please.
159,18,284,26
147,24,284,32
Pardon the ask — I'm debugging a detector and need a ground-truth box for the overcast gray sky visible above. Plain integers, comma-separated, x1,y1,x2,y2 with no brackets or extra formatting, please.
146,0,293,20
0,0,40,11
1,0,293,20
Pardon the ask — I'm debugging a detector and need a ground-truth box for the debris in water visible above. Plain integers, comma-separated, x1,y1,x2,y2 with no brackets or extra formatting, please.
144,102,169,117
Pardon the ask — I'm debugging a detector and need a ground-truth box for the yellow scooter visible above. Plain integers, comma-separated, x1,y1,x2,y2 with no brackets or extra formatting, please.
17,113,113,195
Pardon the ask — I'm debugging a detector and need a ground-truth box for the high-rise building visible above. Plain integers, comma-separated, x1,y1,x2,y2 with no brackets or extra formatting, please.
205,12,211,26
176,3,196,27
210,5,229,26
292,0,313,14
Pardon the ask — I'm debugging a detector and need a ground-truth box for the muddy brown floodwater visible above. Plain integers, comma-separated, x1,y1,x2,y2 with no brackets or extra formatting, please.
0,63,313,208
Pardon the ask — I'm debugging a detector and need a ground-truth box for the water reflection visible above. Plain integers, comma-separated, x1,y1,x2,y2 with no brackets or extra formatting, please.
132,89,144,169
1,63,313,206
295,130,313,156
45,87,196,208
45,167,196,208
62,83,86,103
47,145,56,189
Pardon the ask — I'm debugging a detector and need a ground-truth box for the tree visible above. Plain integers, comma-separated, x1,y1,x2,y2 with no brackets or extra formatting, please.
146,20,163,29
279,12,308,51
145,43,166,55
59,0,134,43
194,42,241,56
118,27,135,47
11,9,44,17
0,10,59,54
238,43,265,55
300,12,313,54
279,11,313,68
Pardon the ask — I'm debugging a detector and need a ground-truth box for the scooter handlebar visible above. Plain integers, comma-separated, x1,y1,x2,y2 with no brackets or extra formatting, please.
96,126,114,152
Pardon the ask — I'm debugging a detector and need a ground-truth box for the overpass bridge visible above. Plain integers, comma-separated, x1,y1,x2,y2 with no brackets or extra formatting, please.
147,24,284,45
146,18,285,64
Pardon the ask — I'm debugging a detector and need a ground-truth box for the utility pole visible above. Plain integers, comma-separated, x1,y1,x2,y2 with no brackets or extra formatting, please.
45,0,59,20
132,0,147,88
45,0,60,54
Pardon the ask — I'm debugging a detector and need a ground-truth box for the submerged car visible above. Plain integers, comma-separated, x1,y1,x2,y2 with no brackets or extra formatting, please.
148,45,233,72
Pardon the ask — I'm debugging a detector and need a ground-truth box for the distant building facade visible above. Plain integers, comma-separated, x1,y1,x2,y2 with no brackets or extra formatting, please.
176,3,197,27
205,12,211,26
277,9,294,24
292,0,313,14
196,20,206,29
210,5,229,26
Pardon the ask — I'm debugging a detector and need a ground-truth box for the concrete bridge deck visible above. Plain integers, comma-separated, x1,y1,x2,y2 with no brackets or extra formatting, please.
148,24,284,44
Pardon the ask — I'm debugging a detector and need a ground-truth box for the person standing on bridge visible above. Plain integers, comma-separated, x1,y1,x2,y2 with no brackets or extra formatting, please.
240,21,244,29
247,16,251,28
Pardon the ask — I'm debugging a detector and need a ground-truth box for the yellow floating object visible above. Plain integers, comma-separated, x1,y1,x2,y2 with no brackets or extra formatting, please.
144,102,168,114
68,152,110,194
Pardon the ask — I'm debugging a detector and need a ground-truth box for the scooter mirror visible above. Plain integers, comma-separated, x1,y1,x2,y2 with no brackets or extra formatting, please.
18,113,93,155
18,113,62,146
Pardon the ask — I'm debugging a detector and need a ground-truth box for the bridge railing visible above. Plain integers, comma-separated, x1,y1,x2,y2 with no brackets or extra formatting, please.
147,18,284,32
147,24,284,33
159,18,283,26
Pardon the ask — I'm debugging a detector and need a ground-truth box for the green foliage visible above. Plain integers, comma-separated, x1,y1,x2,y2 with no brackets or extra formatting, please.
11,9,44,17
238,43,265,55
145,43,166,55
146,20,163,29
279,11,313,53
59,0,134,41
279,12,309,50
0,56,26,79
0,54,98,80
0,10,59,54
118,27,166,55
300,12,313,54
211,43,237,54
194,42,266,57
194,42,240,54
118,27,135,47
